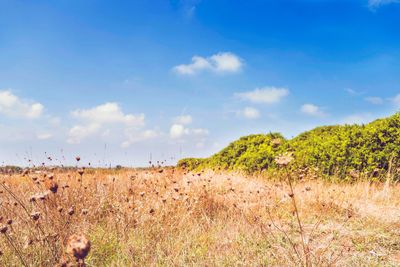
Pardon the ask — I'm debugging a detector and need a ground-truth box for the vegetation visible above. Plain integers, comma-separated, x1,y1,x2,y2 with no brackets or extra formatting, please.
1,167,400,266
178,112,400,179
1,114,400,266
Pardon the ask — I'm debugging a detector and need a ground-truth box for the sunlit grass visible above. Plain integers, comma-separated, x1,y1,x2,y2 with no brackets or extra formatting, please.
0,167,399,266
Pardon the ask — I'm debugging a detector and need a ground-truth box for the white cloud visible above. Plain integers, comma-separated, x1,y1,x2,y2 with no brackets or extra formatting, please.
121,129,159,148
67,102,145,144
235,87,289,104
173,52,242,75
68,124,101,144
368,0,399,9
170,124,188,139
71,102,144,126
365,96,384,105
169,124,208,139
210,53,242,72
237,107,260,119
300,104,325,117
0,90,44,119
174,115,192,125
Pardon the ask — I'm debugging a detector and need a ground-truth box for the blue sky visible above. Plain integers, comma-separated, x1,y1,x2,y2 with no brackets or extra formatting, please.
0,0,400,167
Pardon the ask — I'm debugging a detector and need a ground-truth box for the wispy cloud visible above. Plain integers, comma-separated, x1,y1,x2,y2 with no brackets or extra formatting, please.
345,88,364,96
300,104,326,117
368,0,399,9
121,129,159,148
365,96,384,105
341,113,375,125
391,94,400,106
173,115,193,125
175,0,202,19
236,107,260,119
173,52,243,75
169,124,208,139
235,87,289,104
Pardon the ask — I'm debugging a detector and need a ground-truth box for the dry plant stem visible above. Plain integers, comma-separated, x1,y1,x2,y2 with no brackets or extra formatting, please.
266,208,302,264
0,183,30,215
0,182,58,261
285,168,310,267
231,188,301,265
385,154,394,193
4,233,28,267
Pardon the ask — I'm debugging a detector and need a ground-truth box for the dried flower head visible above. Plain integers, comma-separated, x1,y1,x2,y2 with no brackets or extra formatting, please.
0,225,8,234
68,207,75,216
46,180,59,193
271,138,282,147
66,234,91,261
275,153,294,167
30,212,41,221
77,168,84,176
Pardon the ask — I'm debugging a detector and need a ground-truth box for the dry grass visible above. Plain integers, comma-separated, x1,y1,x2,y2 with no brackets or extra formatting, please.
0,167,399,266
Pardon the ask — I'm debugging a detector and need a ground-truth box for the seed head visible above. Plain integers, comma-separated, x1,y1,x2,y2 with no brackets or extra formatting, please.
77,168,84,176
66,234,91,261
68,207,75,216
30,212,41,221
271,138,282,147
46,180,59,193
0,225,8,234
275,153,294,167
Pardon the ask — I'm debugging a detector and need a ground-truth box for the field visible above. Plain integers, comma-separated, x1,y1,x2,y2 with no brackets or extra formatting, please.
0,167,400,266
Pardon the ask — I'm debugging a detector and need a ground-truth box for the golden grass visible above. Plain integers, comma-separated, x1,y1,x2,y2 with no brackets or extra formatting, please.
0,168,399,266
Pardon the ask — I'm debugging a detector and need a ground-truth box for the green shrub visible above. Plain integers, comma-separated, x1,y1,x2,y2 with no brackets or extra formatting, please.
178,113,400,178
177,158,206,170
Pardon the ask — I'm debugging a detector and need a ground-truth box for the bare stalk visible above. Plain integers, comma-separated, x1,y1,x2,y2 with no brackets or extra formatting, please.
3,233,28,267
285,168,310,267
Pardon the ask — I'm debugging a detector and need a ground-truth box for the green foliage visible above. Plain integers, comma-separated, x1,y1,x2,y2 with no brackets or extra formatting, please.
179,133,286,173
179,113,400,178
177,158,206,170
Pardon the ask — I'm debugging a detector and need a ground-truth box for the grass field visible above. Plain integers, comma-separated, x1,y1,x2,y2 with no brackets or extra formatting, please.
0,167,399,266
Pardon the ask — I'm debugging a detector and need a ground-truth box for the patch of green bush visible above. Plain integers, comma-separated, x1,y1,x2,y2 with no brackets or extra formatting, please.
178,113,400,178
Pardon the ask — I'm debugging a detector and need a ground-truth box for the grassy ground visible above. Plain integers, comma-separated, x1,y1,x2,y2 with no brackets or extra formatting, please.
0,168,399,266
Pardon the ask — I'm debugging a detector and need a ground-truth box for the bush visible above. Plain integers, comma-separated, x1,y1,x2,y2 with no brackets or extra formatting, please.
178,113,400,178
177,158,206,170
